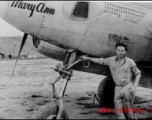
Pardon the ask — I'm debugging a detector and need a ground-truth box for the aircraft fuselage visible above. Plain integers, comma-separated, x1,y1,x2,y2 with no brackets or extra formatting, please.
1,1,152,62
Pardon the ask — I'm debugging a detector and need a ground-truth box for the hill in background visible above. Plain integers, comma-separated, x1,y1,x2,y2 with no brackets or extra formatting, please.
0,36,45,59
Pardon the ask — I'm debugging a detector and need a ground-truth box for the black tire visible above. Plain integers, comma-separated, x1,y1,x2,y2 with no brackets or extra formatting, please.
32,105,69,119
97,77,115,108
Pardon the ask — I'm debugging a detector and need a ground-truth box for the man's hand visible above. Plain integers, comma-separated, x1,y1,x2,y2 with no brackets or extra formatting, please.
79,55,88,60
131,87,135,95
130,87,135,107
131,86,135,92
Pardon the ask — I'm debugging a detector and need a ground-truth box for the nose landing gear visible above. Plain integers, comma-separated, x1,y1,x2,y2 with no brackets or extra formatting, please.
33,50,82,119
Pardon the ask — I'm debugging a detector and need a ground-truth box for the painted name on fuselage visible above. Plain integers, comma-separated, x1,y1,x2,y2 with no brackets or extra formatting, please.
11,1,55,18
108,33,134,44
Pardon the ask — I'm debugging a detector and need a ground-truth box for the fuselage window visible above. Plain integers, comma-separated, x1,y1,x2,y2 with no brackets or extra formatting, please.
72,2,89,18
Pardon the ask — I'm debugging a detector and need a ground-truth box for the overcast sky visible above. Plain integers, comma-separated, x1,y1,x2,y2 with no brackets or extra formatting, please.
0,18,22,36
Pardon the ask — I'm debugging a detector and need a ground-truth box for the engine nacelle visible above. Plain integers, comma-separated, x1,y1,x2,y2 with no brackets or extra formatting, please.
32,37,111,76
33,37,66,61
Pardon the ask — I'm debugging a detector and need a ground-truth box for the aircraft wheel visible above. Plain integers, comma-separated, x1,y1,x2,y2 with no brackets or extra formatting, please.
32,105,69,119
97,77,115,108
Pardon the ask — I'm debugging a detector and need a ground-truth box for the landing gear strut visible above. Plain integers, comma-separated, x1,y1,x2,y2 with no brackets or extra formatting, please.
33,50,82,119
50,51,82,119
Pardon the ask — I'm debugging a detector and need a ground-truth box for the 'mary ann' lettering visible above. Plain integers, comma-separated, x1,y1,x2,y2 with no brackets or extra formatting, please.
11,1,55,18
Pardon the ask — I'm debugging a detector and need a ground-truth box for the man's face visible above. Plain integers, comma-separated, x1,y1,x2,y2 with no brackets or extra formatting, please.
116,46,126,58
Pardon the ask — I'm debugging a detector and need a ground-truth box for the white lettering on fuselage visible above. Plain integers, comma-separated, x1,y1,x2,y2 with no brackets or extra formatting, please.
11,1,55,18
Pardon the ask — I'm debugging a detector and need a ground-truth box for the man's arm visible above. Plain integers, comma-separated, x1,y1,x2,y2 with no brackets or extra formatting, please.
129,59,141,92
131,67,141,92
80,56,100,64
80,56,109,65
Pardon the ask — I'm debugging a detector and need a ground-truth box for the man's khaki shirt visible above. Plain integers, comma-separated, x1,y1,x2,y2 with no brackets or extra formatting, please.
99,56,141,85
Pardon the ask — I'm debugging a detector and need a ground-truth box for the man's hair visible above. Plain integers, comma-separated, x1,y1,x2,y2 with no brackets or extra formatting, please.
115,42,128,51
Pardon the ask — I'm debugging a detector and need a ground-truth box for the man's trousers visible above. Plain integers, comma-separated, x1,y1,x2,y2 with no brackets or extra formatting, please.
114,83,135,119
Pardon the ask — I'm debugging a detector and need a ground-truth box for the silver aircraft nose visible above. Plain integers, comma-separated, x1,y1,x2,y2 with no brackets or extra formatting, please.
0,1,9,19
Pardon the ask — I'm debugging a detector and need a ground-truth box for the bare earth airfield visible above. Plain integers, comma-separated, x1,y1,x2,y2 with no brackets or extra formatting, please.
0,37,152,119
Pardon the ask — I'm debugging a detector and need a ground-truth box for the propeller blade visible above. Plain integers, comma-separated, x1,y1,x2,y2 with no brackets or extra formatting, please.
10,33,28,79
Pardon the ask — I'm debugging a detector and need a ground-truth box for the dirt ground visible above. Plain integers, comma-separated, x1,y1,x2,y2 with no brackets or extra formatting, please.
0,59,151,119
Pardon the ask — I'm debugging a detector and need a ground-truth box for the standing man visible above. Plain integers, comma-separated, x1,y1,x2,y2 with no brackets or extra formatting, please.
80,42,141,119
